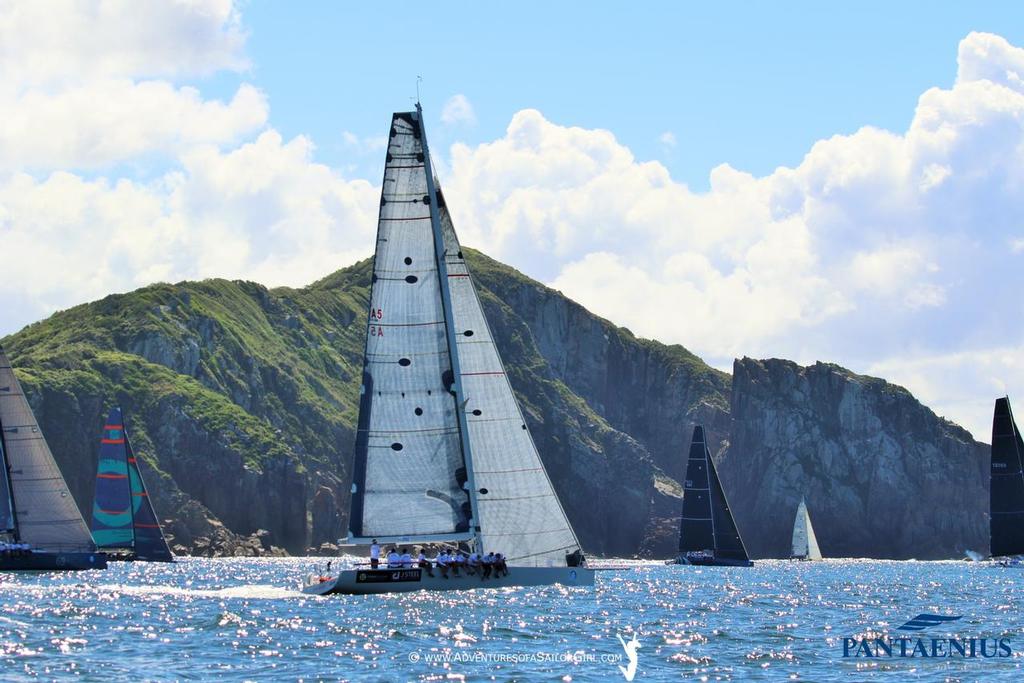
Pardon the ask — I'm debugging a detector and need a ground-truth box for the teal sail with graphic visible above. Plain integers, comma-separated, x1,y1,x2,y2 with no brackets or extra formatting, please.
90,407,134,548
90,407,173,562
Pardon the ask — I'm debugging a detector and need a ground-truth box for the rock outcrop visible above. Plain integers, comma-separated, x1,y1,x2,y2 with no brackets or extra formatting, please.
721,358,988,559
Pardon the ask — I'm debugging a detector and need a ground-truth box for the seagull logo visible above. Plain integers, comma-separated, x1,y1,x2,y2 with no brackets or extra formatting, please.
616,632,641,681
897,614,963,631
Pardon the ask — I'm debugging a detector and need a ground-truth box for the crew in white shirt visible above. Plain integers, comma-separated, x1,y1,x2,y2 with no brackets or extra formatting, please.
452,551,465,577
435,551,450,578
387,547,401,568
481,552,495,580
417,549,434,577
369,539,381,569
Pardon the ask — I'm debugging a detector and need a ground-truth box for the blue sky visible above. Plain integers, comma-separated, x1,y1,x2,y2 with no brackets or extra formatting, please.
230,1,1024,189
1,1,1023,439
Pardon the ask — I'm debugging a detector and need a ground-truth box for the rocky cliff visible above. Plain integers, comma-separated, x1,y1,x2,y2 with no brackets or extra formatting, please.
1,253,990,560
720,358,988,559
3,250,728,557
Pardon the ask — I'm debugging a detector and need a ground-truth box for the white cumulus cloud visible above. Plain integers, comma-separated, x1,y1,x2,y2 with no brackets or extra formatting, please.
438,32,1024,439
0,0,377,332
0,1,260,170
441,94,477,126
0,0,248,87
0,133,379,322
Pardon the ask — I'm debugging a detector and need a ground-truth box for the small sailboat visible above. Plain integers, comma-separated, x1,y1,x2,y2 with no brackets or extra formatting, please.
302,105,593,595
91,407,174,562
789,496,822,561
0,345,106,570
990,396,1024,566
670,425,753,567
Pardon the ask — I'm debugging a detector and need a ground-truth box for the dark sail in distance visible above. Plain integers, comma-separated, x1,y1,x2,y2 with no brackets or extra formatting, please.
990,397,1024,558
678,425,751,564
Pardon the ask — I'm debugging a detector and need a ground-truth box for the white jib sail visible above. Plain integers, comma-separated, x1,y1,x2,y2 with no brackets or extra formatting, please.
437,202,583,567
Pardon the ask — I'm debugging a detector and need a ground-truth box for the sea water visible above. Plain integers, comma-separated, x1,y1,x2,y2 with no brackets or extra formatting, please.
0,557,1021,681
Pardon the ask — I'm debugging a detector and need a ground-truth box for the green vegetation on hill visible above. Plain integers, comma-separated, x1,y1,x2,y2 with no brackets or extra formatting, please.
2,248,730,556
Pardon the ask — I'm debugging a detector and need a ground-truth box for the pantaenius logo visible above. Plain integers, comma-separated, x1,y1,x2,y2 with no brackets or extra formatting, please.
842,614,1012,659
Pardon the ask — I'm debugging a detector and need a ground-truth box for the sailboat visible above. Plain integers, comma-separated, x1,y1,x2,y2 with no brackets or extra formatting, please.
302,105,593,595
789,496,822,561
670,425,753,567
91,407,174,562
990,396,1024,566
0,345,106,570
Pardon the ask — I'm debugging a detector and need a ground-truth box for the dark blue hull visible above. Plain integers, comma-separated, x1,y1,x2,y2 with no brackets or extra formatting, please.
670,555,754,567
100,549,175,563
0,551,107,571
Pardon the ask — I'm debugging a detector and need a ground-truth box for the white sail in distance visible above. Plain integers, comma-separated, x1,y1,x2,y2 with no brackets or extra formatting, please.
0,346,96,551
791,497,822,560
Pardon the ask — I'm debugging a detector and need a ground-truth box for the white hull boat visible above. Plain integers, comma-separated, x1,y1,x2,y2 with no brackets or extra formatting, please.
302,565,594,595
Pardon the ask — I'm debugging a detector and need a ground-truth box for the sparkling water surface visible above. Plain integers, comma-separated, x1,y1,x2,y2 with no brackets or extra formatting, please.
0,557,1021,681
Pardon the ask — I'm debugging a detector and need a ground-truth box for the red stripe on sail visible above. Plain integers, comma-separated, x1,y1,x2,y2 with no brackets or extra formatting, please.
101,438,125,444
97,474,128,479
127,458,137,463
99,509,129,515
103,425,123,430
132,492,148,497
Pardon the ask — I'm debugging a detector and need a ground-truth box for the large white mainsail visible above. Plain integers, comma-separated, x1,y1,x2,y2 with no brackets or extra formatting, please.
791,497,822,560
0,346,96,551
348,111,474,544
347,106,584,567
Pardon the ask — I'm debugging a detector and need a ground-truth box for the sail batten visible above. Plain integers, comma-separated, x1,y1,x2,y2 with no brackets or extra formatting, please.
0,346,95,551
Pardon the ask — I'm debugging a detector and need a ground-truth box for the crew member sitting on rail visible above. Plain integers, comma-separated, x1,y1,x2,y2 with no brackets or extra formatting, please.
481,551,495,579
435,550,450,578
494,552,508,577
400,547,413,568
387,547,401,568
370,539,380,569
467,551,480,576
417,549,434,577
450,551,462,577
